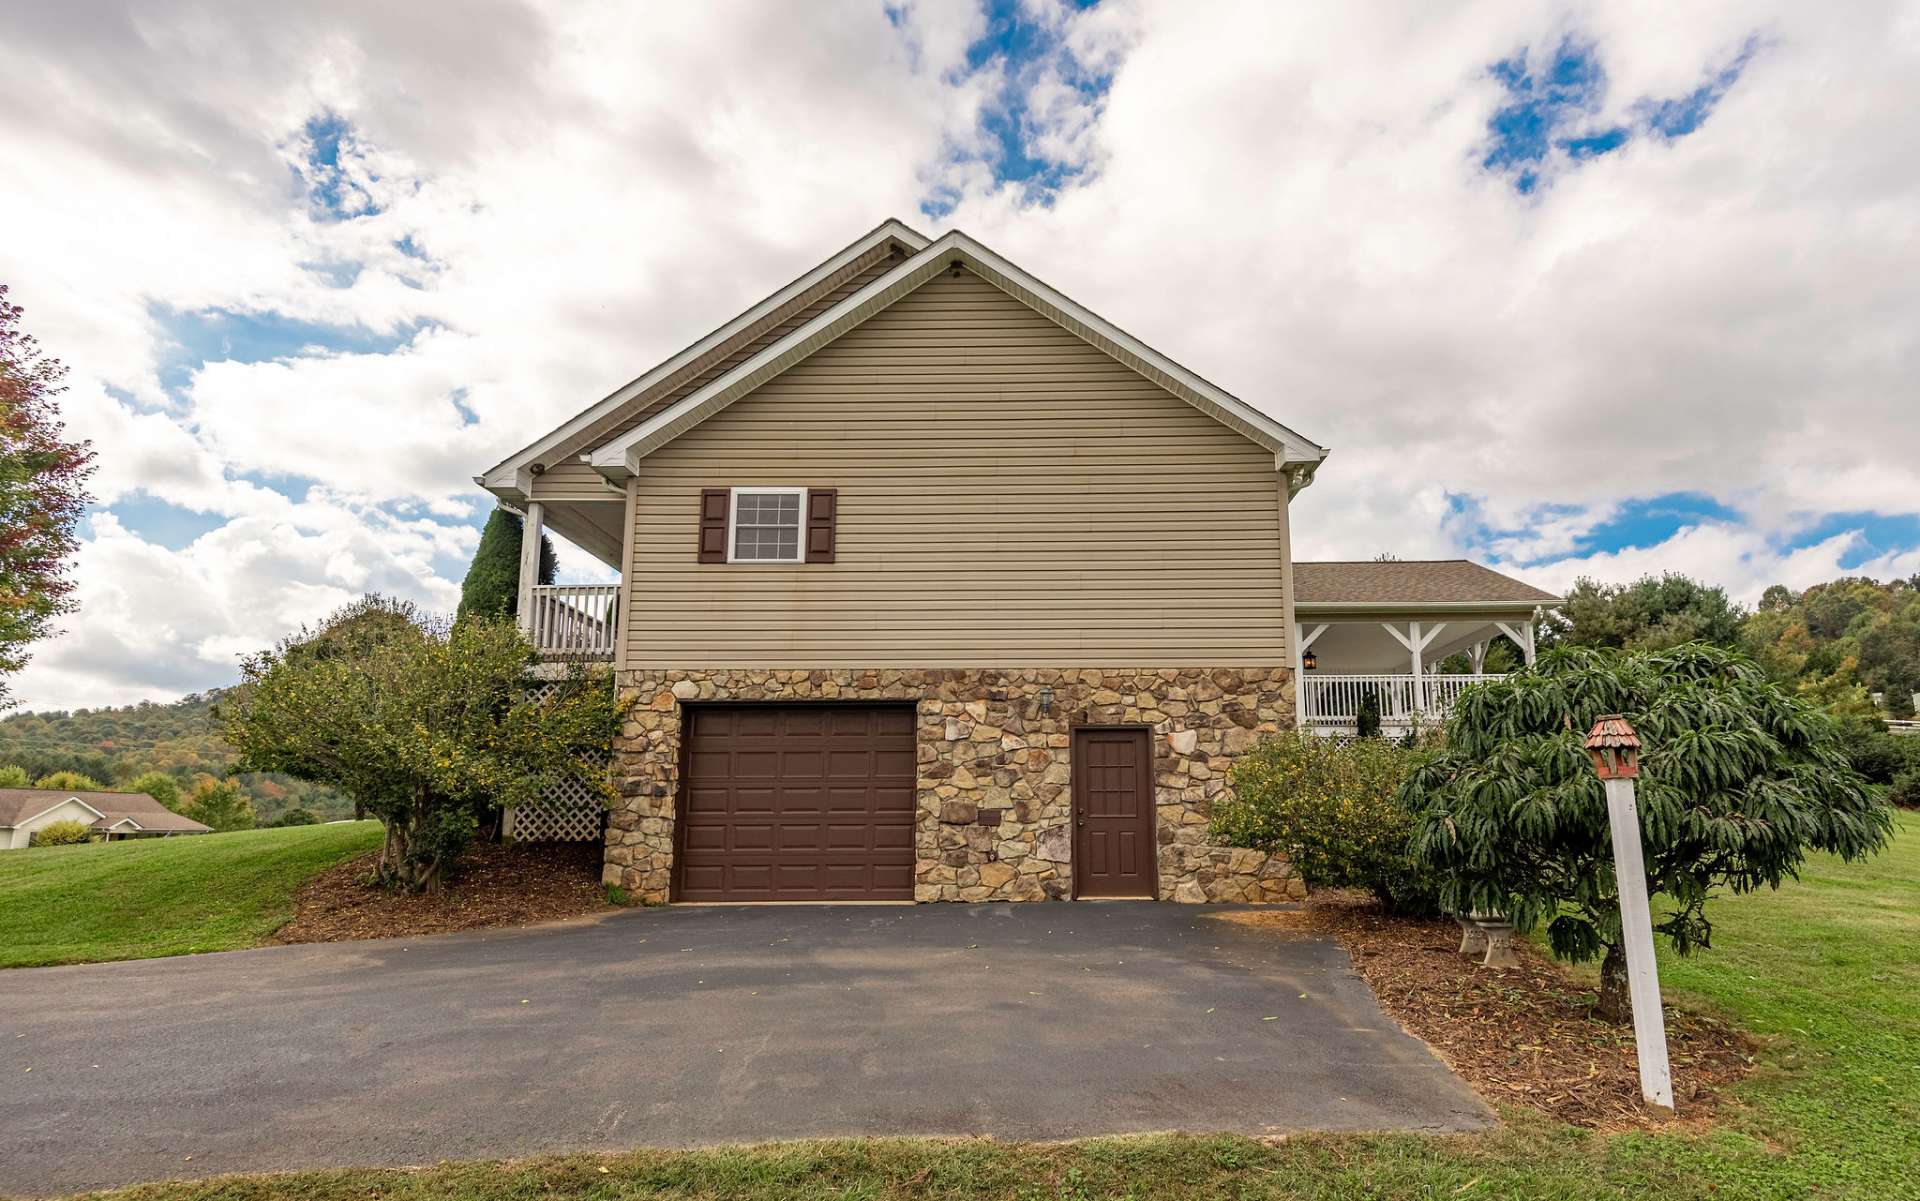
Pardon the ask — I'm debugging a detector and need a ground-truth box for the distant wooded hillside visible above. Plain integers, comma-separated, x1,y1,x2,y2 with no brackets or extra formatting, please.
0,690,351,823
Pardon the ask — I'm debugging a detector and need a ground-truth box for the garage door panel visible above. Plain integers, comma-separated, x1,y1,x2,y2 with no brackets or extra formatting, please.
872,821,914,850
731,710,779,737
677,704,917,902
824,822,876,849
681,864,725,893
682,822,730,850
734,750,782,778
772,823,824,850
784,709,829,735
826,749,875,776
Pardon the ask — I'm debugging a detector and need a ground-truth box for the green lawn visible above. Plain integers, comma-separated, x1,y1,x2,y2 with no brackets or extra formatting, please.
54,816,1920,1200
0,822,382,968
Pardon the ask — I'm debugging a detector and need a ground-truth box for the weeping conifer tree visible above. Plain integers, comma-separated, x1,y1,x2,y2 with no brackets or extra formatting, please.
457,508,557,622
1401,643,1891,1022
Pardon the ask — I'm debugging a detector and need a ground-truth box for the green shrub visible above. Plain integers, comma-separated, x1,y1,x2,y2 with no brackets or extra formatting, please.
34,770,103,791
1891,768,1920,809
1212,732,1434,912
32,819,92,846
271,806,319,827
0,764,29,787
1835,720,1920,784
1355,689,1383,739
126,770,182,810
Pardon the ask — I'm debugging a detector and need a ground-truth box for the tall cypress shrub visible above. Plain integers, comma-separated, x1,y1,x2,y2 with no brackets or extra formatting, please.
457,508,557,622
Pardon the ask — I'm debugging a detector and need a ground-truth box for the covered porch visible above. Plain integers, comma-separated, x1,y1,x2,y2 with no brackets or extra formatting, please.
499,469,626,660
1291,561,1562,735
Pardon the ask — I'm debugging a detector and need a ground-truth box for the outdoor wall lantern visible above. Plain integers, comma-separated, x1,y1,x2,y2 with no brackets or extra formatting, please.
1035,686,1054,714
1301,649,1318,672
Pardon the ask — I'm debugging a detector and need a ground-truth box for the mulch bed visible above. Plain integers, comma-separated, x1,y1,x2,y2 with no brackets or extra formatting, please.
1214,893,1758,1130
274,840,615,945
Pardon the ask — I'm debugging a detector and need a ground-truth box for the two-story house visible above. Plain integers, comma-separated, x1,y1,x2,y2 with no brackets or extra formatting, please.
478,220,1558,905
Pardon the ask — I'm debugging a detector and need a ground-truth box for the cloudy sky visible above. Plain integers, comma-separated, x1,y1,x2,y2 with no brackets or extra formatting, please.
3,0,1917,711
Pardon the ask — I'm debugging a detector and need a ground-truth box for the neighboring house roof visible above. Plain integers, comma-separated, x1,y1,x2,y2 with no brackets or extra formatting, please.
479,218,1330,504
0,789,212,834
1294,561,1562,609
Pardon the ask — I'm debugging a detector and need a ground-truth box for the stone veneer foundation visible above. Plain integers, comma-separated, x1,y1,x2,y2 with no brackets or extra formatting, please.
605,668,1305,905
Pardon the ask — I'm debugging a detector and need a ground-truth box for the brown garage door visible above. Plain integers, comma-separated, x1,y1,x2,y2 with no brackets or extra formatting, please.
676,704,916,901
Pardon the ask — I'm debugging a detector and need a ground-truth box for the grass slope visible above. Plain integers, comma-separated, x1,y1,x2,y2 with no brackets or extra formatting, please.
0,822,382,968
53,817,1920,1200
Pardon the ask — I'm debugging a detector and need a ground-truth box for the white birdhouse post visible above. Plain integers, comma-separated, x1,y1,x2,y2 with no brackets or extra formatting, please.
1585,714,1675,1114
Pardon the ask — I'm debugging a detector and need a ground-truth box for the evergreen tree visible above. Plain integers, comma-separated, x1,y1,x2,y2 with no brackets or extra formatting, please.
1541,573,1746,652
456,508,556,622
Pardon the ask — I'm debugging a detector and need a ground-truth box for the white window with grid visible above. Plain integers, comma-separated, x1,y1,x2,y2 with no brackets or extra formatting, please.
728,486,806,563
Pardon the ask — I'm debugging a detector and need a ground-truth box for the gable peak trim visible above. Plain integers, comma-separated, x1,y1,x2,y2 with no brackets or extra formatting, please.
587,228,1329,482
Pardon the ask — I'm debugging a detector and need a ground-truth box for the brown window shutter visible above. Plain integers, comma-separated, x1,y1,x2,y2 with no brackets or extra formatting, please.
697,489,730,563
805,488,837,563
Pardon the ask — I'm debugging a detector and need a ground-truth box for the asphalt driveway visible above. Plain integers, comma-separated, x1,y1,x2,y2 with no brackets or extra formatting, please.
0,902,1488,1197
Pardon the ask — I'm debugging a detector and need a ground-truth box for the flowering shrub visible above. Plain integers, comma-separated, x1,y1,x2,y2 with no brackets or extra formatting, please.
1212,732,1433,912
219,597,624,892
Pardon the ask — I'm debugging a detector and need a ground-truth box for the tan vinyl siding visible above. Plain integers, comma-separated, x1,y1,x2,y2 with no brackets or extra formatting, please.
624,269,1288,667
528,461,622,503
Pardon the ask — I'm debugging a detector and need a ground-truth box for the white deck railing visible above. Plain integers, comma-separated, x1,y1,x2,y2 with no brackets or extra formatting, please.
1300,673,1504,730
524,584,620,659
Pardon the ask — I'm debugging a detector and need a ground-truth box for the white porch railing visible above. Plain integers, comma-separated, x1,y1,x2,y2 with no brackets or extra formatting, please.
523,584,620,659
1300,673,1504,731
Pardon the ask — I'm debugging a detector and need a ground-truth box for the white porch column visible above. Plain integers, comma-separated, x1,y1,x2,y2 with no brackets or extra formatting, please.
1496,619,1539,667
1469,641,1488,673
516,501,544,636
1382,621,1446,714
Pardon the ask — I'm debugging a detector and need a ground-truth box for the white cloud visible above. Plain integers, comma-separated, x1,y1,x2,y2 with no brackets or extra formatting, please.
1509,524,1920,607
1,0,1916,709
20,508,465,711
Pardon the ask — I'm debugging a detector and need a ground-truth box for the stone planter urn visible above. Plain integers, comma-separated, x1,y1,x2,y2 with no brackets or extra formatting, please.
1456,910,1518,969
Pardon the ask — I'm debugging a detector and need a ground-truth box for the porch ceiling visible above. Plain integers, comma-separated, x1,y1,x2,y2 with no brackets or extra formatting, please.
539,499,624,569
1298,615,1532,674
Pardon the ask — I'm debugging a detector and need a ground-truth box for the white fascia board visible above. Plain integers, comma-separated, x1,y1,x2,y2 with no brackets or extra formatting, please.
479,218,931,499
106,817,144,831
17,797,109,827
1295,598,1565,614
591,229,1330,475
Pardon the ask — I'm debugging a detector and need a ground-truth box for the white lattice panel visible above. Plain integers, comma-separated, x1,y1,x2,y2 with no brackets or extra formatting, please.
506,680,612,843
506,801,604,843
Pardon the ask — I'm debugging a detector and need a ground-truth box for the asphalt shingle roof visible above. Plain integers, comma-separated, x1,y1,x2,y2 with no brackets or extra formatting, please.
1294,560,1561,606
0,789,212,833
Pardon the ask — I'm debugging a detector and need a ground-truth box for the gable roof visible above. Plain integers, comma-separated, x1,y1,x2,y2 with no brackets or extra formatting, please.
1294,560,1562,609
0,789,212,833
479,218,930,500
583,227,1329,488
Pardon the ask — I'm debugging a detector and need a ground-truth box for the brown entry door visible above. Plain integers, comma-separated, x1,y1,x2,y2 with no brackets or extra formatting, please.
1072,727,1157,899
676,704,915,902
